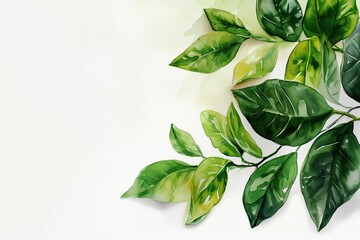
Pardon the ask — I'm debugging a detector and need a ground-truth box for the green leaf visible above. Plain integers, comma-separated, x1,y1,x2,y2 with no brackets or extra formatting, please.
201,110,241,157
170,32,246,73
256,0,303,42
204,8,251,37
318,40,341,104
233,43,279,85
243,152,298,227
186,157,230,224
232,79,334,146
342,22,360,103
301,122,360,231
169,124,203,157
122,160,196,202
303,0,359,44
285,36,322,89
226,103,262,158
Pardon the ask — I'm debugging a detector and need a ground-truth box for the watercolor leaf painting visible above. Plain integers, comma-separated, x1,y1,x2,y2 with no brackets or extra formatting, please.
122,0,360,232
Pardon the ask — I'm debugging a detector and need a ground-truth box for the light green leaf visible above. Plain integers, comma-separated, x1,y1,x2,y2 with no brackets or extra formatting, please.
201,110,241,157
204,8,251,37
186,157,230,224
256,0,303,42
233,43,279,85
341,22,360,103
243,152,298,227
318,40,340,104
122,160,195,203
301,122,360,231
303,0,359,44
285,36,322,89
169,124,203,157
233,79,334,146
170,32,246,73
226,103,262,158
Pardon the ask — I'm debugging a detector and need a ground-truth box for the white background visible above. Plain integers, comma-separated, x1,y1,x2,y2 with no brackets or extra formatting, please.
0,0,359,239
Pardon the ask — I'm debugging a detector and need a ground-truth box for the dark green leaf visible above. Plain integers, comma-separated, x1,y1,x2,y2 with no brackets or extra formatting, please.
122,160,196,202
233,79,334,146
301,122,360,231
169,124,203,157
204,8,251,37
186,157,230,224
318,40,340,104
244,152,298,227
201,110,241,157
170,32,246,73
285,36,322,89
256,0,303,42
233,43,279,85
303,0,359,44
226,103,262,158
342,22,360,103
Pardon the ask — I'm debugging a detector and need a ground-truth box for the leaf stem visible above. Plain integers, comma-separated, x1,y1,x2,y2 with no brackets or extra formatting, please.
250,34,282,43
332,45,344,53
254,146,282,167
333,109,358,120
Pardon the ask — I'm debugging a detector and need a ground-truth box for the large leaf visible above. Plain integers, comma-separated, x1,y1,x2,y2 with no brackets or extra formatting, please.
169,124,203,157
170,32,246,73
256,0,303,42
233,43,279,85
201,110,241,157
285,36,321,89
243,152,298,227
186,157,230,224
204,8,251,37
122,160,196,202
233,79,334,146
301,122,360,231
226,103,262,158
303,0,359,44
342,22,360,103
318,40,341,104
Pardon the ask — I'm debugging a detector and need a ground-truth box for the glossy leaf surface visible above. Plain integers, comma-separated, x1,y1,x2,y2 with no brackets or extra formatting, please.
303,0,359,44
256,0,303,42
170,32,246,73
244,152,298,227
342,22,360,103
201,110,241,157
186,157,230,224
226,103,262,158
233,43,279,85
285,36,321,89
318,40,340,104
122,160,195,202
233,79,333,146
204,8,251,37
301,122,360,231
169,124,203,157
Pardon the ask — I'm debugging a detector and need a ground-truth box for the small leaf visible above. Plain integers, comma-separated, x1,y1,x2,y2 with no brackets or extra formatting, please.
303,0,359,44
318,40,340,104
169,124,203,157
122,160,195,203
256,0,303,42
285,36,321,89
226,103,262,158
301,122,360,231
204,8,251,37
186,157,230,224
243,152,298,227
170,32,246,73
233,79,334,146
201,110,241,157
342,22,360,103
233,43,279,85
